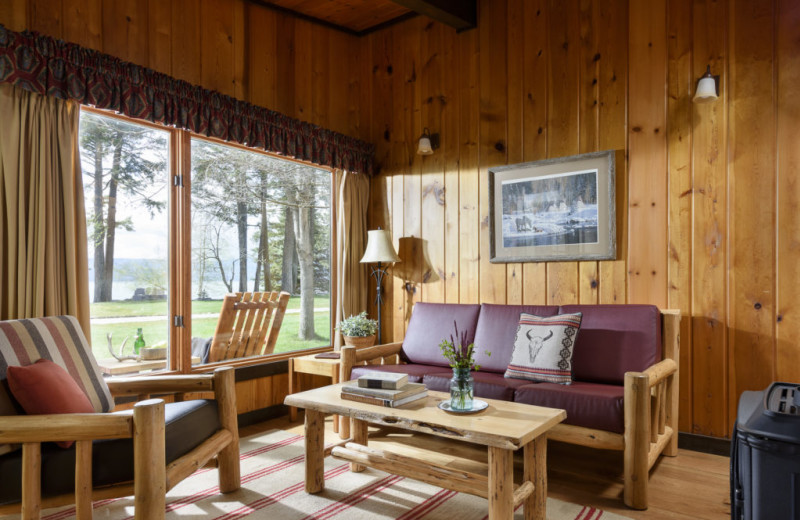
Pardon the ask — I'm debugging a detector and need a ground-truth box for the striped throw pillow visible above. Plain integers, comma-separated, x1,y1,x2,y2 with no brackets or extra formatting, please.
504,312,582,384
0,316,114,454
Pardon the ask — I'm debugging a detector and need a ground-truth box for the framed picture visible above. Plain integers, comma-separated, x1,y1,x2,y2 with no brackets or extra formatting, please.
489,150,616,263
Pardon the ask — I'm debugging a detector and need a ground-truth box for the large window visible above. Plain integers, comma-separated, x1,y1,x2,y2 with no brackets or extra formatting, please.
78,109,333,372
190,138,331,359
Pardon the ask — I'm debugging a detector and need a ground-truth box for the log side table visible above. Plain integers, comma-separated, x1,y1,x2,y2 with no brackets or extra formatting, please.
287,353,342,433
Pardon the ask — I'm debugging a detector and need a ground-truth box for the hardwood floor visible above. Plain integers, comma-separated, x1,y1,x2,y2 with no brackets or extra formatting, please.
242,413,731,519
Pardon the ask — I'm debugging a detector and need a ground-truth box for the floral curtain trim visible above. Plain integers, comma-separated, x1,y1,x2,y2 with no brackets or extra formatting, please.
0,24,374,176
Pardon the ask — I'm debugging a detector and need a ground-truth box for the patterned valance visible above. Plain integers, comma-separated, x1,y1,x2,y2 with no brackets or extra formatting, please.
0,24,374,175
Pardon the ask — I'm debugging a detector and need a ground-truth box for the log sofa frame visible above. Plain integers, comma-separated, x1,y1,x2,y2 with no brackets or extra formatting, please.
0,367,240,520
339,309,680,510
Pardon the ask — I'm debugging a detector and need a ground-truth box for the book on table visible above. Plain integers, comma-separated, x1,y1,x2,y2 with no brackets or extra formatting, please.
357,371,409,390
340,390,427,408
341,381,426,400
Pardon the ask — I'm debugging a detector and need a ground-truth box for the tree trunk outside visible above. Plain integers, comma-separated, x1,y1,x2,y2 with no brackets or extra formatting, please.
281,204,296,293
92,140,105,303
253,201,271,292
236,200,248,293
295,202,315,340
100,138,122,302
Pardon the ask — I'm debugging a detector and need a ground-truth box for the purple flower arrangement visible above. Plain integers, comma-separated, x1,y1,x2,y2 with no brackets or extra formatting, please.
438,321,490,371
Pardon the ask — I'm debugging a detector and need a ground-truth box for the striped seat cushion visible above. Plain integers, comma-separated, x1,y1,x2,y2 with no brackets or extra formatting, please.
0,316,114,454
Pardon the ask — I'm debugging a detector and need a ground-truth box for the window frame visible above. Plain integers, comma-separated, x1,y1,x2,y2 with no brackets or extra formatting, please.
80,106,338,375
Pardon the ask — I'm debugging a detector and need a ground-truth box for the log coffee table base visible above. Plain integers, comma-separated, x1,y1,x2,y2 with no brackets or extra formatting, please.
288,386,564,520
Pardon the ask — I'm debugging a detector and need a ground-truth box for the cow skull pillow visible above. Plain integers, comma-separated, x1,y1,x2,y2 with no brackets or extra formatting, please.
504,312,583,384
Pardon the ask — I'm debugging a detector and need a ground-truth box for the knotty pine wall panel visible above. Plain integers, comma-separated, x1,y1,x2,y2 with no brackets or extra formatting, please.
364,0,800,438
4,0,366,415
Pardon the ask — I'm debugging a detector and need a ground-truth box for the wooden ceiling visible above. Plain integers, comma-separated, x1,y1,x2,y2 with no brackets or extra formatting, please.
248,0,476,36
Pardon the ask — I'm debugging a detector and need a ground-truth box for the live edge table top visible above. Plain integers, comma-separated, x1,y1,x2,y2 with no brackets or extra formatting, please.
284,383,566,451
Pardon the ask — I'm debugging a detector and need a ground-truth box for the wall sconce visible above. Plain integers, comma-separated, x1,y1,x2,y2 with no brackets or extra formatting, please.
693,65,720,104
417,128,440,155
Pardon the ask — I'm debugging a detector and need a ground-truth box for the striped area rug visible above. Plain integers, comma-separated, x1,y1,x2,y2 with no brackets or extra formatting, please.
38,430,631,520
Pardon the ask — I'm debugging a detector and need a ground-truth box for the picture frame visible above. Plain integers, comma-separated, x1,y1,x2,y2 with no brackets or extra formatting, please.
489,150,616,263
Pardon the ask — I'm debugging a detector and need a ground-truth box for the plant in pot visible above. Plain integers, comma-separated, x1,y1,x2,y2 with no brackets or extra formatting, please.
439,321,490,411
338,312,379,348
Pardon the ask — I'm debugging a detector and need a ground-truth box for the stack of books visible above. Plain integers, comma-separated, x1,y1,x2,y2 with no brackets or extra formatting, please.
341,371,427,408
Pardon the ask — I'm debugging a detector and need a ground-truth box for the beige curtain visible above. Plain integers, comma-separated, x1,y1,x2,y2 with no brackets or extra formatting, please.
333,169,370,349
0,84,90,337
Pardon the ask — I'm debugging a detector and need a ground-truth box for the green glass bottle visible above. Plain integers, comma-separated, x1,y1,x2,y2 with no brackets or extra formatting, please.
134,328,145,355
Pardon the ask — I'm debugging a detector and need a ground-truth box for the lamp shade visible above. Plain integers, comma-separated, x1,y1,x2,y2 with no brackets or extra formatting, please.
417,135,433,155
361,230,401,264
693,66,719,103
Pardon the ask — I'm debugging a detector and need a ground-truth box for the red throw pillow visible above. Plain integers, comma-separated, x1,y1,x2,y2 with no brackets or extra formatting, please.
7,358,95,448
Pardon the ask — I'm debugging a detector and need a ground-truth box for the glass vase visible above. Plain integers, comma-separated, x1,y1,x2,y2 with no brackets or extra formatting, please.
449,367,474,411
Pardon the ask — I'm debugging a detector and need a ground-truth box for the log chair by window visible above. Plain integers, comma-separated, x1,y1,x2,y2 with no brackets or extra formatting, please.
0,316,240,520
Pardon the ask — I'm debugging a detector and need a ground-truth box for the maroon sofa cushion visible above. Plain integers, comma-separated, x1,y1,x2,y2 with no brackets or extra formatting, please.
560,304,661,385
349,363,442,384
401,303,481,367
472,304,560,373
422,370,531,401
514,382,625,433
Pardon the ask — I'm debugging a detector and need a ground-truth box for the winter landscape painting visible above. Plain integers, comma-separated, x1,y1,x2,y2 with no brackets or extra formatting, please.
489,150,616,263
500,169,599,248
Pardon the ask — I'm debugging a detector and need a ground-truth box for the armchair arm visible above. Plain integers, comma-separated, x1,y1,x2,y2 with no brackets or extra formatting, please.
107,374,214,397
0,411,133,444
642,358,677,387
340,342,403,382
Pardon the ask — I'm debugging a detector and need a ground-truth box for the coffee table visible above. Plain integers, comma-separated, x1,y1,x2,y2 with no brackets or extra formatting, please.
284,383,566,520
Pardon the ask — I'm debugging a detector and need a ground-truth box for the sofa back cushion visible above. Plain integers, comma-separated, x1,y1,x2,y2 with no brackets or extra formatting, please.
560,304,661,385
472,304,560,373
0,316,114,414
402,303,481,367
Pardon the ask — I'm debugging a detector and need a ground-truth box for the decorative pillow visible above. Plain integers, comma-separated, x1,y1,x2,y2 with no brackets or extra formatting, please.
504,312,582,384
7,359,95,448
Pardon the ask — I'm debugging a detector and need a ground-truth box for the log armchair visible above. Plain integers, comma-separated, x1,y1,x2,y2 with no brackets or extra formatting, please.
339,304,680,510
0,316,241,520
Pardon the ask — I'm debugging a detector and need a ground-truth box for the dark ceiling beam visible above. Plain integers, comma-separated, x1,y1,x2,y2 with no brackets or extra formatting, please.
386,0,477,31
245,0,360,37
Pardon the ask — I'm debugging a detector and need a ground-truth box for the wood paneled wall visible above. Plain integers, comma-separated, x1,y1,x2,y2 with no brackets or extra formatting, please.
2,0,799,438
0,0,365,414
363,0,800,438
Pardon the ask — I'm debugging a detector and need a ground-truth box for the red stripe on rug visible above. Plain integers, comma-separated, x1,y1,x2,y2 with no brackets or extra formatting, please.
42,434,307,520
213,464,352,520
397,488,458,520
300,474,406,520
116,438,310,520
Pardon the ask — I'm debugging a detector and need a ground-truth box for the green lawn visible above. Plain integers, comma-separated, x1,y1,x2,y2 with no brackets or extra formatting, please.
90,296,330,318
91,297,331,362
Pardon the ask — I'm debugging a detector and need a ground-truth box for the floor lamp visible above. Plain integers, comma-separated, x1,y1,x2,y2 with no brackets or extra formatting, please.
360,229,400,345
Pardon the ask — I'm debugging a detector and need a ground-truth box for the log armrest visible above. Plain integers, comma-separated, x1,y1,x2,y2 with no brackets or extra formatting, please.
107,374,215,397
340,342,403,382
623,340,680,509
0,411,135,444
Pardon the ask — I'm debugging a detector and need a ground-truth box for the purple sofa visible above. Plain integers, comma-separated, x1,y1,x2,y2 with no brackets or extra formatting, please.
339,302,681,510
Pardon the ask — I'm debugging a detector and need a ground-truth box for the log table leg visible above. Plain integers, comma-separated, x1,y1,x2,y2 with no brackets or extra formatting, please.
331,365,340,434
488,446,514,520
305,409,325,493
350,418,368,473
524,436,547,520
288,358,298,422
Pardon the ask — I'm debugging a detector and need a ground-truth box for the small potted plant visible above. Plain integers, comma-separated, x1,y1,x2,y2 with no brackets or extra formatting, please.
337,312,379,348
439,321,490,411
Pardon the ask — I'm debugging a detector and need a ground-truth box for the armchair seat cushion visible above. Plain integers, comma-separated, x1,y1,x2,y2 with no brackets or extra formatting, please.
513,382,625,434
350,363,439,383
0,399,221,505
422,370,531,401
